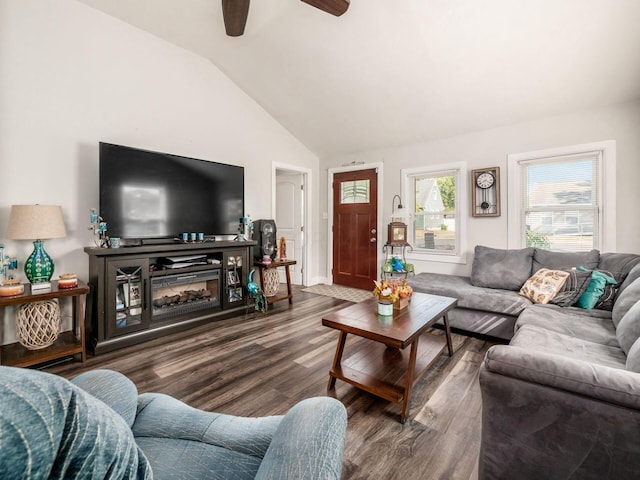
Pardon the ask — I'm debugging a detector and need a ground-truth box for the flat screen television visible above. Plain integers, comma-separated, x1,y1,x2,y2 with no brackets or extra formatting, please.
99,142,244,241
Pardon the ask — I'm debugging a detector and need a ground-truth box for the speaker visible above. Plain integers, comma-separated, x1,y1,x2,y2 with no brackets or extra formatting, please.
252,219,277,260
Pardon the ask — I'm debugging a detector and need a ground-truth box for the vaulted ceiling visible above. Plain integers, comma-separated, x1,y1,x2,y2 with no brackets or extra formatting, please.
78,0,640,157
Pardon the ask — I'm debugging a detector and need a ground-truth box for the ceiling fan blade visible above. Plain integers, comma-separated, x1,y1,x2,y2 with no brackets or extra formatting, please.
222,0,250,37
301,0,350,17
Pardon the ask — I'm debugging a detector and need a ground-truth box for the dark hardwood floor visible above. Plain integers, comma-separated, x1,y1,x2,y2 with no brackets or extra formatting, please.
46,286,494,480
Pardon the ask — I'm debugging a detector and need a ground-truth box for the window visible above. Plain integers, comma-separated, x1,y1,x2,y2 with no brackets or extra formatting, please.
402,163,467,262
508,141,616,252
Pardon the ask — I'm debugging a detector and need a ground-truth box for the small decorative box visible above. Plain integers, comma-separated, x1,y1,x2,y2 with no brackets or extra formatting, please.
58,273,78,289
0,279,24,297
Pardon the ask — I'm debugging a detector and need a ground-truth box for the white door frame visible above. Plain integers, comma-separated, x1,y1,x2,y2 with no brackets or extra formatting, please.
326,162,384,286
272,162,311,287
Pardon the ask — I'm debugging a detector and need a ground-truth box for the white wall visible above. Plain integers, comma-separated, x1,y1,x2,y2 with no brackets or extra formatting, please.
0,0,319,343
321,100,640,277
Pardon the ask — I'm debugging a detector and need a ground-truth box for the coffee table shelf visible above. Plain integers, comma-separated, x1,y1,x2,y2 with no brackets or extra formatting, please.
333,332,447,402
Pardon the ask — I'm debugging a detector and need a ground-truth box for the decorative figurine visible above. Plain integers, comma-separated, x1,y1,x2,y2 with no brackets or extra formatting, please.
278,236,287,260
88,208,108,247
247,268,267,313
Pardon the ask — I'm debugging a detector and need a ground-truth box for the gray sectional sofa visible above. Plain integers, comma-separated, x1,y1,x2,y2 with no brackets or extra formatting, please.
409,246,640,341
410,246,640,478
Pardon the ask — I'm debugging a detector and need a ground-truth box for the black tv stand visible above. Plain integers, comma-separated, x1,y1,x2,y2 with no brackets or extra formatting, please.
84,240,255,355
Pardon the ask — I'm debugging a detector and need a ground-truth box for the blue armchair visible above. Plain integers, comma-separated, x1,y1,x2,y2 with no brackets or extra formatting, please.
0,366,347,480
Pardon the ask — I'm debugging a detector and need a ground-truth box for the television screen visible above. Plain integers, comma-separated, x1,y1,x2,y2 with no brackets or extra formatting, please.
99,143,244,240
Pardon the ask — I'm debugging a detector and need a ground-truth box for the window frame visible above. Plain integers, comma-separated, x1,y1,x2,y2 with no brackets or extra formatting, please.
507,141,616,252
401,162,468,264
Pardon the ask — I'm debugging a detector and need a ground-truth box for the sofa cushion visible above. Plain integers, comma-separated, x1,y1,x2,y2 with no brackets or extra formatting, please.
626,337,640,373
510,324,627,369
616,300,640,354
549,268,592,307
409,272,532,315
519,269,569,304
575,269,617,310
613,277,640,327
532,248,600,272
470,245,534,291
598,252,640,280
516,304,618,347
618,263,640,301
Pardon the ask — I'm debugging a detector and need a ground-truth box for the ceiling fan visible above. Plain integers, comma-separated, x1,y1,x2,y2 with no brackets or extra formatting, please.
221,0,350,37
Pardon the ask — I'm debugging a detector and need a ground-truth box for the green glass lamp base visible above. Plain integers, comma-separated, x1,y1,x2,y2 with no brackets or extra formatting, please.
25,240,55,285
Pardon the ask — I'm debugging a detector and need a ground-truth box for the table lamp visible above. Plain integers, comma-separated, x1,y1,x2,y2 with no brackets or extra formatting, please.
6,205,67,290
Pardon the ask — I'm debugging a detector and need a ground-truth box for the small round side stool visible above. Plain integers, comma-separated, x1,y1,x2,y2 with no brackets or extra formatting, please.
16,300,61,350
262,269,280,297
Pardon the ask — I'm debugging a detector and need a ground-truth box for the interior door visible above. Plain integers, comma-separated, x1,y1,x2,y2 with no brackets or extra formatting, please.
276,172,303,285
332,169,378,290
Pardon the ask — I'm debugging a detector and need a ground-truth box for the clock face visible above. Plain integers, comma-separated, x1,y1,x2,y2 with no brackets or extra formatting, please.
476,172,495,189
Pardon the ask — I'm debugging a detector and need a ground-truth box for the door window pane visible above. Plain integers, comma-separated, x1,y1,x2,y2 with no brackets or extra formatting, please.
340,180,370,204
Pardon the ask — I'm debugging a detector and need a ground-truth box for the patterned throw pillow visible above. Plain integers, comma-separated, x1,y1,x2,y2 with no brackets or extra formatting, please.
520,269,570,304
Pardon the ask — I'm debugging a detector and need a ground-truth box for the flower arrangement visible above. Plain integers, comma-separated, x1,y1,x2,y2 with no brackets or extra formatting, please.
372,279,413,304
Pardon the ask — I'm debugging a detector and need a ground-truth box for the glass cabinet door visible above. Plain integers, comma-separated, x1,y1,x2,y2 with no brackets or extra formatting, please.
106,258,150,338
223,250,247,309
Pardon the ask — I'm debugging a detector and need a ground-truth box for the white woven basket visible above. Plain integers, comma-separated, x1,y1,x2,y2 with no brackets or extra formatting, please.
263,269,280,297
16,300,61,350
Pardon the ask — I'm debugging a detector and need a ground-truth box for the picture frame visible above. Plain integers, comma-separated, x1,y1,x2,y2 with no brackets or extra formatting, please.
227,270,239,285
123,281,142,307
471,167,501,217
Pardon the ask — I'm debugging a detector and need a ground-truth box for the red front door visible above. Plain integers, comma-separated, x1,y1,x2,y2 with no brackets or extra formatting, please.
332,169,378,290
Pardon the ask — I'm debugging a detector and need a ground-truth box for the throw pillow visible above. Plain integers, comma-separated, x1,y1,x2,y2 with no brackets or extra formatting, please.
575,268,617,310
549,268,592,307
594,270,626,311
519,269,570,304
616,299,640,354
470,245,534,291
532,248,600,273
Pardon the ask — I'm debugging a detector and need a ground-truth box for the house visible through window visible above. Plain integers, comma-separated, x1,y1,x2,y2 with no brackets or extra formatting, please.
405,168,460,255
508,141,616,252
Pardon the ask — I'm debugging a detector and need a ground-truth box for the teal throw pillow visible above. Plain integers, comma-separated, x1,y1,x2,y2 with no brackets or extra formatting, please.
576,267,617,309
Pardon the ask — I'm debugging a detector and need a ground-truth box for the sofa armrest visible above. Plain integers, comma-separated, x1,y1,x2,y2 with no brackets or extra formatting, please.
479,345,640,479
483,345,640,409
255,397,347,480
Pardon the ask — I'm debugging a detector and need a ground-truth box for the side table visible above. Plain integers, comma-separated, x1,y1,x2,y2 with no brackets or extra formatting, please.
253,259,297,308
0,281,88,367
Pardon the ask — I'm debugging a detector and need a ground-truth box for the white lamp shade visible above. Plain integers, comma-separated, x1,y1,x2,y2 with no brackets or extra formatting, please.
6,205,67,240
392,206,409,220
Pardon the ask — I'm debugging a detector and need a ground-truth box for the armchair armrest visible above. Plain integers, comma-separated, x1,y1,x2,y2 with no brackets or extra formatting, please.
133,392,281,458
255,397,347,480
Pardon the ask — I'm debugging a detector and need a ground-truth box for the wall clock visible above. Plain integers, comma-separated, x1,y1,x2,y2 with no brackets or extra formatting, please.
471,167,500,217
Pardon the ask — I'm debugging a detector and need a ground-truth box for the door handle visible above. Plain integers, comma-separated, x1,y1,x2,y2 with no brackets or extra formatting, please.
370,237,377,243
371,228,377,234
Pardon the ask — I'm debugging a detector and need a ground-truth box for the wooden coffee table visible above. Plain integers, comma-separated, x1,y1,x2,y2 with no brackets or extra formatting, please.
322,292,457,423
